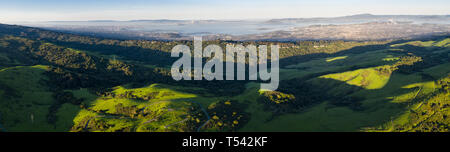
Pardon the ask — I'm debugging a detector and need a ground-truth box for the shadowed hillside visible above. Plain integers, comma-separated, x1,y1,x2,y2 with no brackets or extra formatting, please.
0,24,448,132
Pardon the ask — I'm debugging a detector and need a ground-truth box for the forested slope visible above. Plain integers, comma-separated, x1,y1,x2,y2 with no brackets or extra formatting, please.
0,24,448,132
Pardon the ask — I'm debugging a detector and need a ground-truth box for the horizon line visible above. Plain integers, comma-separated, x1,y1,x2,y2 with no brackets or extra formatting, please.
4,13,450,24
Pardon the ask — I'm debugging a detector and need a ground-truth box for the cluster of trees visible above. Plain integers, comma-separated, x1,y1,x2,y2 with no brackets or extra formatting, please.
376,56,423,75
0,35,144,89
0,36,40,66
268,79,329,113
259,91,296,114
202,100,249,131
185,105,210,131
114,103,141,118
113,91,160,101
0,24,178,66
280,41,389,67
394,45,448,75
278,40,387,58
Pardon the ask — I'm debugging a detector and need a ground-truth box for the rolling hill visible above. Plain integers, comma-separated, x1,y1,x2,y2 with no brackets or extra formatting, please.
0,23,448,132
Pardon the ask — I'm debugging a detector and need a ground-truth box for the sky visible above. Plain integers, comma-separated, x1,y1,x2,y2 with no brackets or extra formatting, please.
0,0,449,22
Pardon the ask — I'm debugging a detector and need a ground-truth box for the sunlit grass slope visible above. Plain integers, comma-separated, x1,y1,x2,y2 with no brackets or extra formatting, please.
365,76,449,132
281,49,400,80
320,66,391,89
326,56,348,62
240,66,449,132
391,38,450,48
239,39,449,132
70,84,221,132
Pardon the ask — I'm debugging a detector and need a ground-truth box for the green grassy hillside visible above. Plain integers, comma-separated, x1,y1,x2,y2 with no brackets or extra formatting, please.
238,38,449,132
0,65,57,131
0,24,448,132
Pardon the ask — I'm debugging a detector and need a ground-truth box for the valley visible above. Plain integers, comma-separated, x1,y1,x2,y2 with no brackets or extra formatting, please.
0,23,448,132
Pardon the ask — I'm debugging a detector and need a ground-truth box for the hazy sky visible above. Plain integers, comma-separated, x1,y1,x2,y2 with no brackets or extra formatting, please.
0,0,449,22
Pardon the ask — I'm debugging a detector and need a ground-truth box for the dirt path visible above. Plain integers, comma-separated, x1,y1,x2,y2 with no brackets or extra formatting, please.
187,100,211,132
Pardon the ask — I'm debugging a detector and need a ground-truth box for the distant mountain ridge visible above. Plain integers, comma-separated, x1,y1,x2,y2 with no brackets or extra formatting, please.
9,14,450,41
267,14,450,24
14,14,450,23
